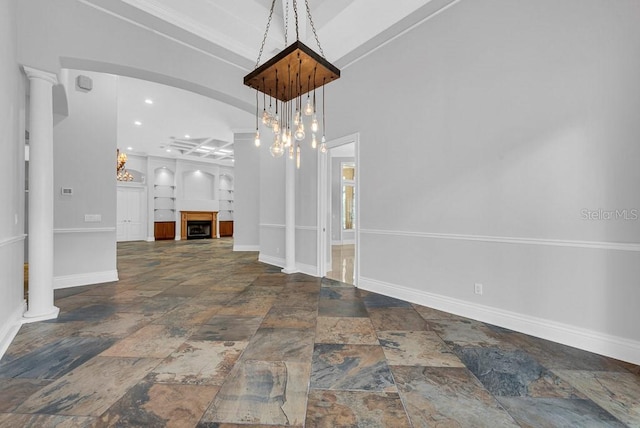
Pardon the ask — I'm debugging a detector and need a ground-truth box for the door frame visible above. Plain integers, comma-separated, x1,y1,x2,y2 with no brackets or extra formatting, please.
317,132,360,285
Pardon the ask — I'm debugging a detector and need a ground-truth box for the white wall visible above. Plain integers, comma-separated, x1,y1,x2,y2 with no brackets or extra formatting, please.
0,0,27,358
233,133,260,251
321,0,640,363
53,70,118,288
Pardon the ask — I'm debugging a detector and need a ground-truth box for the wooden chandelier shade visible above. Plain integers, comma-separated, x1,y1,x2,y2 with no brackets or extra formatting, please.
244,40,340,103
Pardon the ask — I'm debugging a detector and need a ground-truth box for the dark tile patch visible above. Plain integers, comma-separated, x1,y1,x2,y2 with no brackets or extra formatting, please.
455,347,580,397
0,337,115,380
497,397,626,427
98,380,165,426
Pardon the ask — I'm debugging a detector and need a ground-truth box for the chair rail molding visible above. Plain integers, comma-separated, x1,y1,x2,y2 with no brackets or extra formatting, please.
360,229,640,252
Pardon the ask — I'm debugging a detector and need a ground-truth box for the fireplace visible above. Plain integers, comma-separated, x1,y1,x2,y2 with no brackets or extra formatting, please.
186,220,211,239
180,211,218,240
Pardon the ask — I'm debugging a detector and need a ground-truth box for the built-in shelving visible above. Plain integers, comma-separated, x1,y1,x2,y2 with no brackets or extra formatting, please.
154,172,176,222
218,174,234,223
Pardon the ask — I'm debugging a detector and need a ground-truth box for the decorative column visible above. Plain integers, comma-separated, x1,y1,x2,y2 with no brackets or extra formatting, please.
283,156,296,273
22,66,60,322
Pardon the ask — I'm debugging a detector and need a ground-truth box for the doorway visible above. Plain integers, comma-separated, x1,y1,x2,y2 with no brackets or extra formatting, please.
318,134,359,285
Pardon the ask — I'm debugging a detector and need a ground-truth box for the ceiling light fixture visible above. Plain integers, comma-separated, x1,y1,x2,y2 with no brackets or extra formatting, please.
145,99,153,105
134,121,141,126
244,0,340,168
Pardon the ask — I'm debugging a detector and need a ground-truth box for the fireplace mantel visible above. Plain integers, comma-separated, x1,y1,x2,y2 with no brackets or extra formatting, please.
180,211,217,240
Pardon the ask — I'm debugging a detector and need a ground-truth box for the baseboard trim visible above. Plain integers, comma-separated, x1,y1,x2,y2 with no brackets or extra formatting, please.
359,276,640,365
258,254,285,269
296,262,319,277
234,245,260,252
146,236,155,242
53,270,119,289
0,300,27,361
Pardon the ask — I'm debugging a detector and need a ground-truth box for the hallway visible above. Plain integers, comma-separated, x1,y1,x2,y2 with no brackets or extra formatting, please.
0,239,638,427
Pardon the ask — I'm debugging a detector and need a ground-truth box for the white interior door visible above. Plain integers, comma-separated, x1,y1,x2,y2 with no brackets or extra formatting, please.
117,186,147,242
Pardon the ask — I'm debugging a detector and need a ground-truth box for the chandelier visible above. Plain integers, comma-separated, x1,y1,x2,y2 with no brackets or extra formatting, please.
116,149,134,181
244,0,340,167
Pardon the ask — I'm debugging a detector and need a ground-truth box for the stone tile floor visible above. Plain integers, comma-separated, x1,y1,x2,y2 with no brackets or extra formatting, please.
0,238,638,427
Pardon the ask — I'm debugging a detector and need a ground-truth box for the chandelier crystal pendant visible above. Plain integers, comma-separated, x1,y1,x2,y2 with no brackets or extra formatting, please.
116,149,134,181
244,0,340,168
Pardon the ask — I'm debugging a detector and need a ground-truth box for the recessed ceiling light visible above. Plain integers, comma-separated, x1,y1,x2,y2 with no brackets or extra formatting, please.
144,99,153,105
166,149,171,153
184,134,190,139
127,147,133,150
134,121,142,126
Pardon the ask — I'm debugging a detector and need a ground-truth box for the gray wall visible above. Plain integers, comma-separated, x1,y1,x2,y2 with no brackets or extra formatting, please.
0,0,27,353
53,70,118,284
324,0,640,358
233,133,260,251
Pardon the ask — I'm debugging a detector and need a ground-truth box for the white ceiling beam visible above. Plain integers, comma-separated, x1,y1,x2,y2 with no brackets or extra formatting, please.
183,137,216,155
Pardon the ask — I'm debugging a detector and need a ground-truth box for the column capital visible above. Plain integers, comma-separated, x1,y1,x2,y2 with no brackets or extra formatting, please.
22,65,58,86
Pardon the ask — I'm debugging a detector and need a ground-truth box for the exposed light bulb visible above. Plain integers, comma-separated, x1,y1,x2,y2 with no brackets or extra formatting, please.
296,144,301,169
262,109,271,127
320,135,327,153
289,145,294,159
311,134,317,149
311,115,319,133
272,120,280,134
294,109,301,125
294,123,305,141
254,131,261,147
304,97,313,116
270,137,284,158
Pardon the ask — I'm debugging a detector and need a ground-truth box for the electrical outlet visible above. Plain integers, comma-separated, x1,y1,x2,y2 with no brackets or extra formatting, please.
474,283,483,295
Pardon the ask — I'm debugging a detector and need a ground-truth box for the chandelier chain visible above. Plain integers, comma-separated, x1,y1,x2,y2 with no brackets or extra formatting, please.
255,0,278,69
284,0,288,45
305,0,325,58
292,0,300,41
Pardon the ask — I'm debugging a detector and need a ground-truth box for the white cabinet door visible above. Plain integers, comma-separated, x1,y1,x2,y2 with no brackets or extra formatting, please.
117,187,147,242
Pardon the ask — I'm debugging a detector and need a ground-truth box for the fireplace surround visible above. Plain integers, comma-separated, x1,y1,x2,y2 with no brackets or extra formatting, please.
180,211,217,240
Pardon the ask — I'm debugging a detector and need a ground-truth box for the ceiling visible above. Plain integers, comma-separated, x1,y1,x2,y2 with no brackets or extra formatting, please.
90,0,456,164
116,75,250,164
